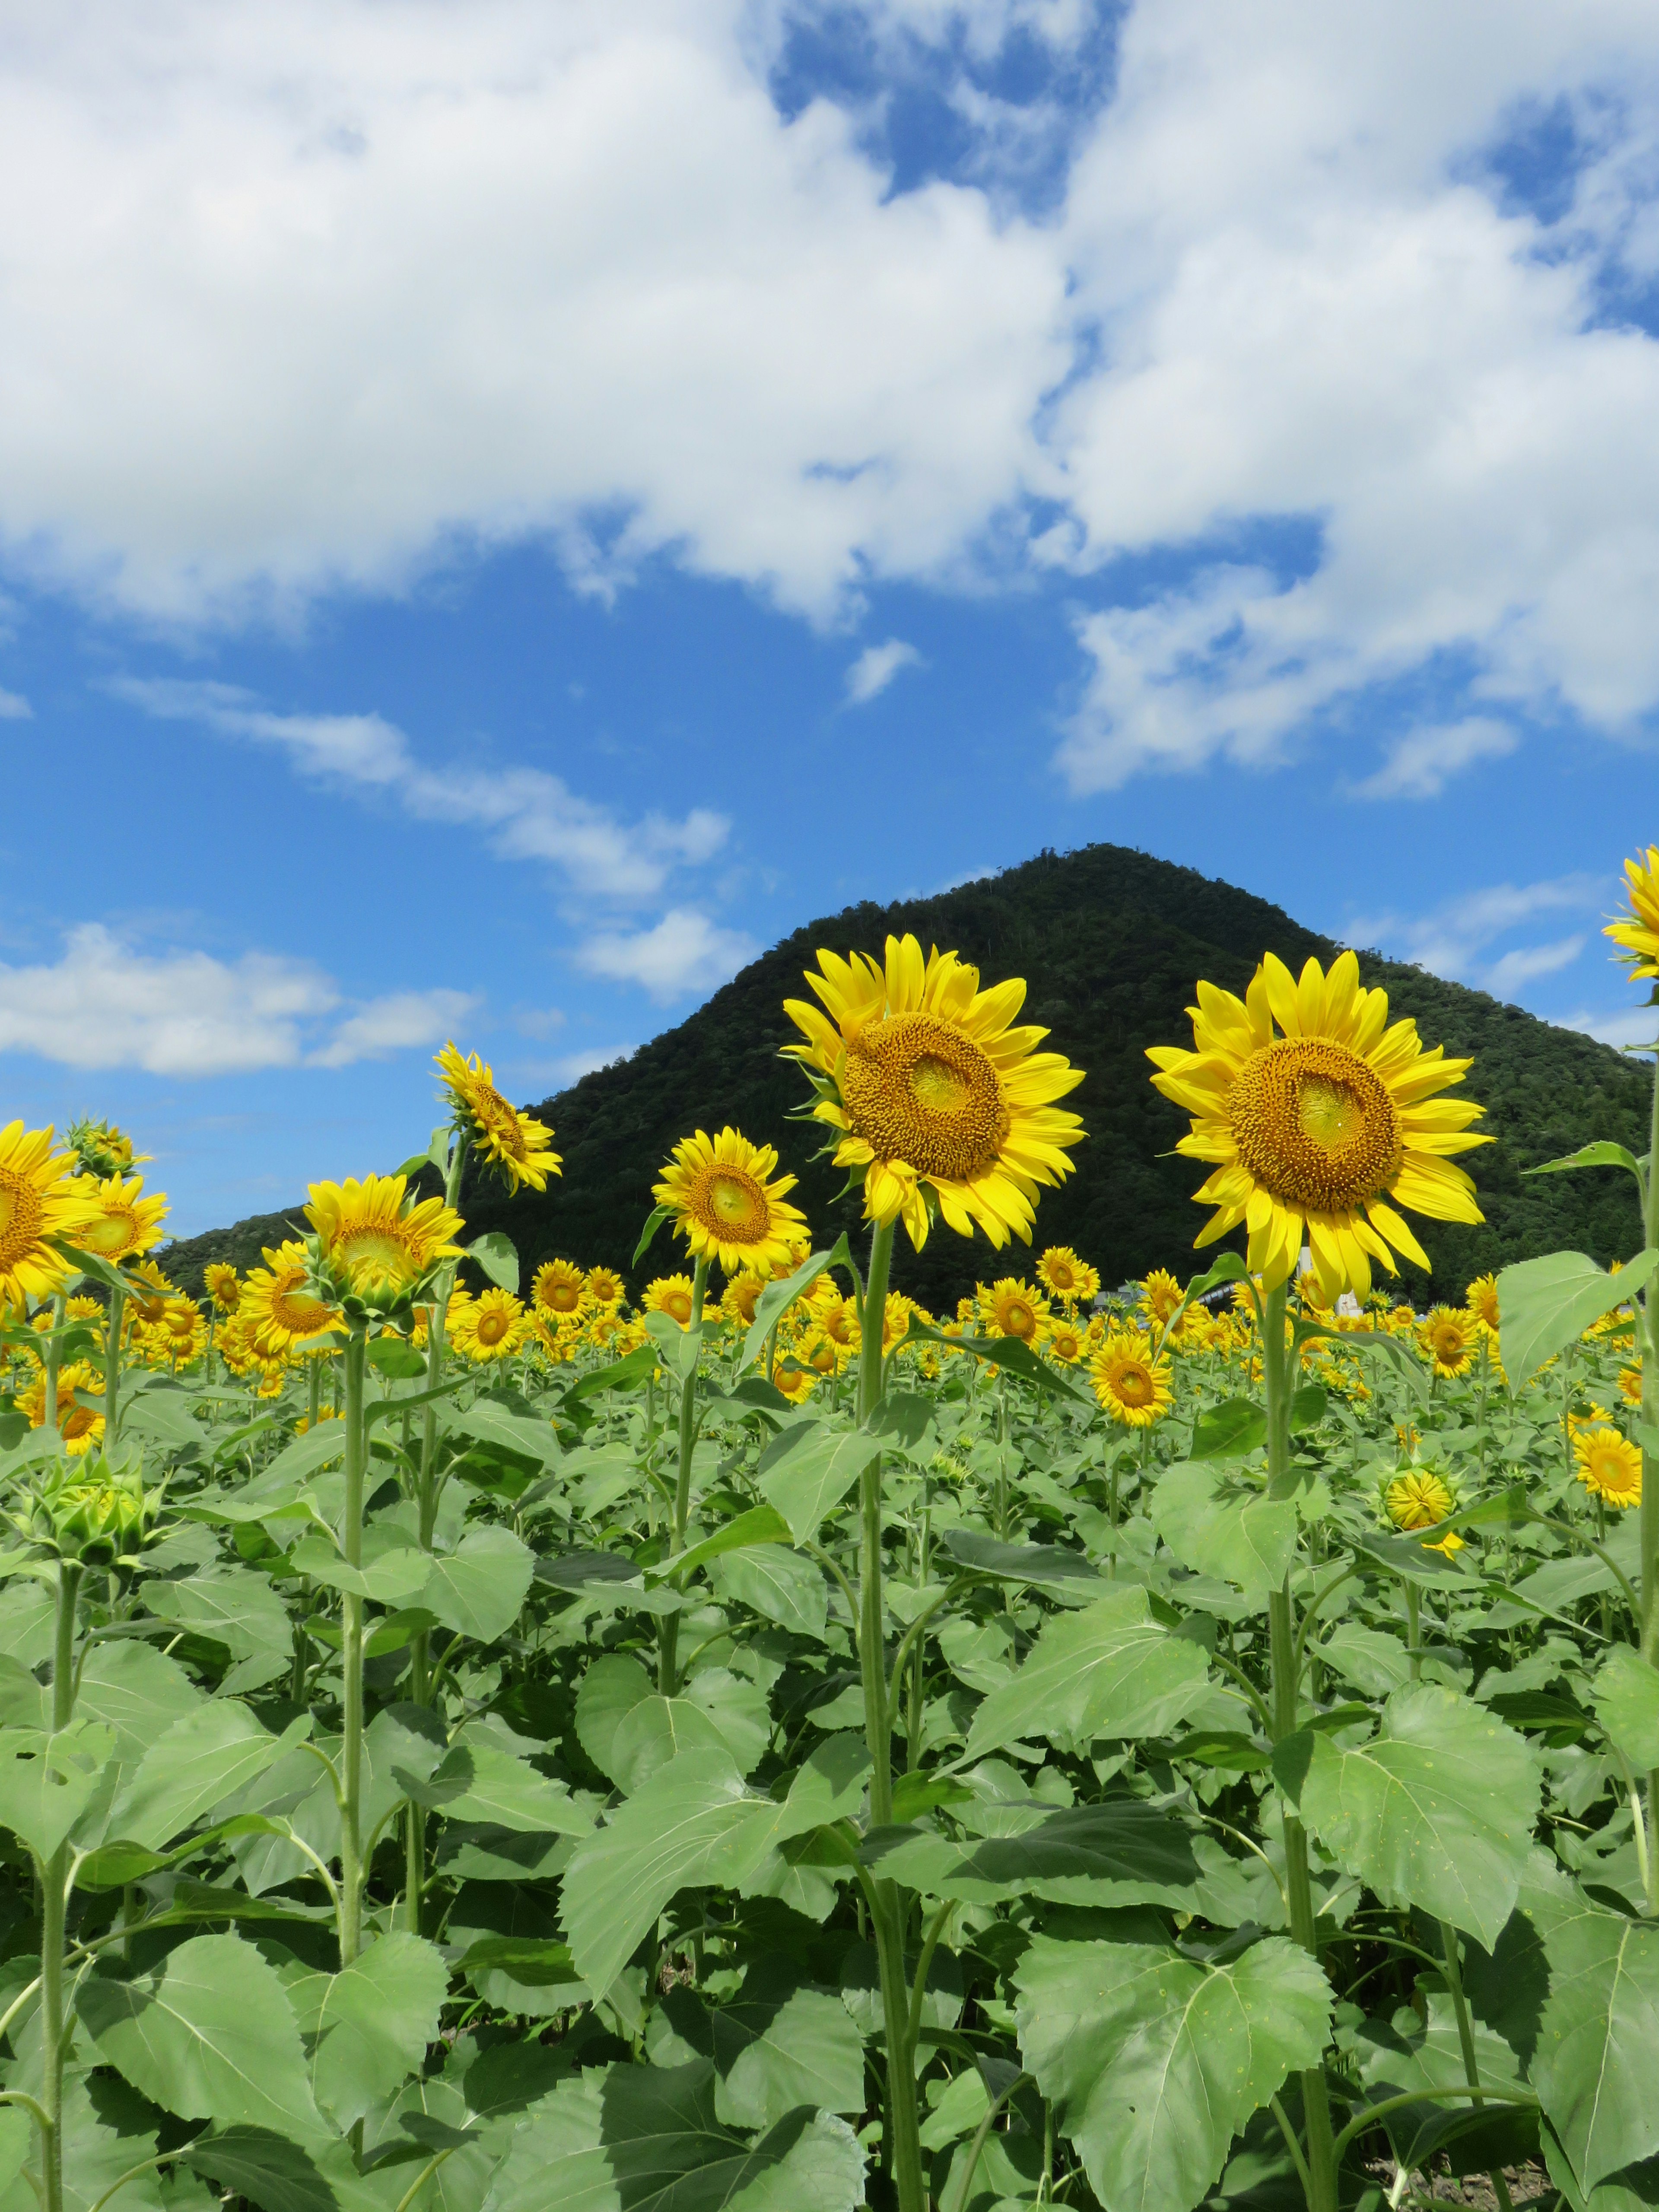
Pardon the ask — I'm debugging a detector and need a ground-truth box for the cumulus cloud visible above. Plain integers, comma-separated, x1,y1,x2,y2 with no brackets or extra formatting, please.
1343,873,1605,996
1561,1004,1659,1052
112,677,728,901
0,688,29,719
574,907,759,1001
0,923,475,1076
1348,718,1519,801
845,638,924,704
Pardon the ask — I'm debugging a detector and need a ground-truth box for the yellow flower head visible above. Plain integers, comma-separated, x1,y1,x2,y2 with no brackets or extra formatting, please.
20,1360,106,1456
203,1262,241,1313
1419,1306,1476,1379
1138,1267,1185,1331
151,1297,207,1365
585,1265,625,1313
1465,1273,1500,1333
718,1273,768,1329
978,1277,1049,1345
240,1240,343,1356
799,1330,846,1377
1090,1331,1173,1427
1148,950,1488,1301
123,1259,177,1328
1605,847,1659,982
644,1274,698,1329
435,1042,562,1192
785,933,1085,1252
305,1174,465,1307
532,1259,588,1319
1385,1468,1455,1531
880,1291,915,1354
1037,1246,1100,1306
1620,1364,1643,1407
1575,1426,1642,1510
771,1357,815,1403
653,1127,807,1279
819,1295,861,1352
0,1122,103,1309
1047,1317,1087,1366
450,1286,528,1364
73,1175,170,1264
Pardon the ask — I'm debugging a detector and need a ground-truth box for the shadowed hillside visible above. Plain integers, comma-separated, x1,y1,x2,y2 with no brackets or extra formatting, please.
161,842,1651,1313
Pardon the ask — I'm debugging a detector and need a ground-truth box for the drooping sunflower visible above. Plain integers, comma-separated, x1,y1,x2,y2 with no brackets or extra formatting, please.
1574,1426,1642,1510
203,1262,241,1314
644,1274,697,1328
585,1265,625,1313
784,934,1085,1251
1465,1274,1500,1335
20,1360,106,1455
1419,1307,1476,1379
450,1287,528,1364
1384,1468,1463,1554
124,1259,178,1328
1138,1268,1185,1331
1037,1246,1099,1307
74,1175,170,1262
0,1122,101,1310
652,1128,807,1279
1091,1332,1173,1427
718,1273,767,1330
978,1278,1049,1345
435,1042,562,1192
306,1174,465,1306
241,1241,343,1355
1148,950,1489,1301
1620,1364,1643,1407
531,1259,588,1319
1605,847,1659,980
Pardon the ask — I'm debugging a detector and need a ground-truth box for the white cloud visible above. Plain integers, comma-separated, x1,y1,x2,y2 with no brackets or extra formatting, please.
1561,1004,1659,1052
0,922,475,1076
1484,935,1587,995
1347,717,1518,801
1343,873,1605,995
845,637,924,704
574,906,758,1001
0,688,29,719
112,676,728,901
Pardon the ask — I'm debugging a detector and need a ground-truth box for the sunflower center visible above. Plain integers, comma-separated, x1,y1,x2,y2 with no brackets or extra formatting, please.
842,1013,1008,1182
662,1290,693,1324
478,1310,509,1345
1228,1038,1403,1214
273,1277,336,1335
0,1170,43,1268
695,1167,769,1242
79,1209,138,1257
477,1089,527,1160
336,1226,418,1287
549,1283,581,1313
1002,1300,1036,1340
1114,1362,1154,1406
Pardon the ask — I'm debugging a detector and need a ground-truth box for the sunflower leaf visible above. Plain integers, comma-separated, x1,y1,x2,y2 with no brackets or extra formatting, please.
1522,1142,1647,1187
739,1234,854,1374
465,1231,519,1295
631,1205,674,1267
1497,1248,1659,1392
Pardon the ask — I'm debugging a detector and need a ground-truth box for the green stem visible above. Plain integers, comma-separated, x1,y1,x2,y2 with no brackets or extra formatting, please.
1439,1920,1515,2212
42,1293,65,1434
656,1255,709,1695
103,1288,125,1456
1639,1043,1659,1892
39,1560,83,2212
339,1325,368,1966
1405,1583,1422,1683
1262,1281,1337,2212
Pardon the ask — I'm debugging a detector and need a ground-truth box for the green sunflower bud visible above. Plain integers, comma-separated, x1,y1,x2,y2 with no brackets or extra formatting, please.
41,1459,148,1566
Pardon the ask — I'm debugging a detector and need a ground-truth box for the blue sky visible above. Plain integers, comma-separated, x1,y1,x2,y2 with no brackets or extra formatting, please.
3,1,1659,1236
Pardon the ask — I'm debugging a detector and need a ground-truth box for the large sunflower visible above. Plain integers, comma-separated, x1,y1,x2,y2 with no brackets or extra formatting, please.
1605,847,1659,980
653,1128,807,1278
1090,1332,1173,1427
644,1274,696,1328
784,934,1085,1250
1148,950,1489,1301
532,1259,588,1318
978,1277,1049,1345
1576,1427,1642,1510
306,1174,465,1305
240,1240,343,1355
74,1175,169,1262
435,1043,562,1192
1419,1306,1476,1379
450,1287,528,1364
0,1122,99,1309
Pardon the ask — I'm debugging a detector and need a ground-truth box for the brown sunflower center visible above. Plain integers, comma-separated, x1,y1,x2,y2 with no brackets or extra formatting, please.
477,1309,511,1345
0,1170,44,1270
1047,1259,1077,1290
690,1166,770,1244
1112,1361,1154,1406
1228,1037,1403,1214
272,1274,336,1336
842,1013,1008,1183
476,1089,527,1160
63,1403,100,1442
546,1280,582,1313
1000,1299,1037,1341
661,1289,693,1325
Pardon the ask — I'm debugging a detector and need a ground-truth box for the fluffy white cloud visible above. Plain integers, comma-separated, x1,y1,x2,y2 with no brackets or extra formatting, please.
113,677,728,901
1562,1004,1659,1052
0,923,475,1076
1347,717,1519,802
574,907,758,1000
845,637,924,704
0,688,29,719
1344,873,1605,995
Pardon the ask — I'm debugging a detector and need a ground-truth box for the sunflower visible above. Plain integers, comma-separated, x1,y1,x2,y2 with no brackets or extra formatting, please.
19,1360,105,1455
450,1287,528,1364
978,1278,1049,1345
527,1311,579,1367
1091,1332,1173,1427
718,1273,767,1329
435,1042,562,1192
1139,1268,1185,1331
150,1297,207,1366
1384,1468,1463,1554
1574,1426,1642,1510
784,934,1085,1251
203,1262,241,1314
1047,1318,1087,1366
124,1259,178,1328
529,1258,587,1319
1419,1307,1476,1379
799,1331,845,1378
652,1127,807,1278
771,1357,815,1403
880,1292,915,1354
819,1296,860,1352
587,1310,623,1350
644,1274,697,1329
0,1122,101,1310
1148,950,1489,1301
1605,847,1659,980
1465,1274,1500,1334
1037,1246,1099,1307
241,1241,343,1355
1620,1365,1643,1408
585,1265,625,1313
73,1175,169,1262
306,1174,465,1306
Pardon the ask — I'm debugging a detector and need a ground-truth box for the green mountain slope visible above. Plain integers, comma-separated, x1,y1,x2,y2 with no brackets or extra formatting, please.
161,842,1651,1312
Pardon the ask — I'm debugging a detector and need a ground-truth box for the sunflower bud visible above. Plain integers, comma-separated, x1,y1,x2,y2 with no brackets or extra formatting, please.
41,1458,149,1566
65,1116,145,1181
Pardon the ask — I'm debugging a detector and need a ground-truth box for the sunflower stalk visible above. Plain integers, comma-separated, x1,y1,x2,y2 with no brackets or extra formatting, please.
41,1291,65,1434
1639,1029,1659,1904
339,1321,369,1967
656,1254,710,1696
37,1557,82,2212
102,1286,125,1456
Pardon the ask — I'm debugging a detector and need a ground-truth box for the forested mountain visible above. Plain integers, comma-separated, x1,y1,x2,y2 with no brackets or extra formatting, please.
162,842,1651,1312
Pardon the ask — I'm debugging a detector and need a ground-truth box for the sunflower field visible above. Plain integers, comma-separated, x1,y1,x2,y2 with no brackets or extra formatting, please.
0,860,1657,2212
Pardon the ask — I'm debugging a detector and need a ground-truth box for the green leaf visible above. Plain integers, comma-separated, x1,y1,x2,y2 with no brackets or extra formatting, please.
900,1322,1094,1403
755,1418,871,1542
712,1546,828,1640
574,1654,655,1781
74,1640,205,1760
108,1704,302,1852
561,1341,658,1402
455,1935,581,1989
739,1234,853,1373
181,2126,337,2212
938,1529,1105,1596
403,1735,591,1835
660,1961,866,2130
964,1587,1212,1762
1497,1249,1659,1390
1015,1934,1333,2212
631,1204,674,1268
1591,1647,1659,1773
1523,1142,1647,1186
654,1505,792,1586
418,1527,535,1642
1295,1685,1539,1947
367,1335,426,1380
292,1932,450,2129
442,1400,560,1471
288,1535,433,1604
867,1799,1201,1909
0,1719,115,1857
1532,1894,1659,2190
466,1231,519,1294
1187,1398,1266,1459
1149,1463,1298,1597
604,1672,770,1794
141,1567,294,1691
79,1930,330,2145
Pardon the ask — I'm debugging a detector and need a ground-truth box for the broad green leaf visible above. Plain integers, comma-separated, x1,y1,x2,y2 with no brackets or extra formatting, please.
1497,1249,1659,1391
1318,1623,1413,1698
466,1231,519,1294
755,1419,871,1541
291,1932,450,2129
713,1545,828,1640
1150,1464,1298,1597
1015,1934,1333,2212
964,1586,1212,1762
899,1322,1093,1403
609,1697,745,1796
1523,1141,1647,1185
561,1339,659,1402
1187,1399,1266,1459
418,1527,535,1642
287,1534,433,1604
739,1234,852,1373
74,1640,204,1760
1292,1685,1539,1947
575,1654,655,1782
658,1961,865,2131
79,1931,330,2146
1591,1646,1659,1773
410,1734,591,1835
141,1567,293,1691
123,1391,209,1452
367,1334,426,1379
108,1703,301,1852
180,2126,337,2212
442,1400,560,1471
0,1720,115,1858
654,1505,792,1586
18,2077,165,2212
939,1529,1105,1597
866,1798,1201,1909
1532,1894,1659,2190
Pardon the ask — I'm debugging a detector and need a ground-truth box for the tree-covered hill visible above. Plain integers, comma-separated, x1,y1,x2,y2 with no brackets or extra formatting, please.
160,842,1651,1312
